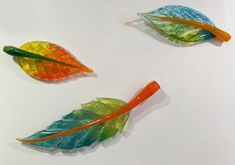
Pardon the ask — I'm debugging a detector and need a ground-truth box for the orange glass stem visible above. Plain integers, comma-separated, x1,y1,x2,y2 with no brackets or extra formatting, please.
155,16,231,42
17,81,160,143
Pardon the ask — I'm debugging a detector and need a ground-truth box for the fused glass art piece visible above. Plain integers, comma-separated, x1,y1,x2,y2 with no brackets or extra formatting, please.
138,5,231,45
17,81,160,151
3,41,93,81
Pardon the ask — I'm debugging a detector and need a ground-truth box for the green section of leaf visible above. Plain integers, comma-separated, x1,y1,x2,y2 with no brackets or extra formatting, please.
82,98,129,141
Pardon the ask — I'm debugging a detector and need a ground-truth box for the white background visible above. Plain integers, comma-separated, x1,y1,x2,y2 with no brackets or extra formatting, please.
0,0,234,164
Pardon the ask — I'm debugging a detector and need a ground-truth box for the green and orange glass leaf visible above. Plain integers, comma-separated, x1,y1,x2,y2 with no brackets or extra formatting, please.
3,41,93,81
17,81,160,151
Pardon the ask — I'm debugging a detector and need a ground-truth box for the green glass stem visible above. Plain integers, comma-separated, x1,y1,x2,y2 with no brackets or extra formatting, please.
3,46,80,68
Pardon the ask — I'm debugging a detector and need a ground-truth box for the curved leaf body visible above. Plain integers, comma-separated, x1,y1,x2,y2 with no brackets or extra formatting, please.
138,5,216,44
14,41,93,81
24,98,129,150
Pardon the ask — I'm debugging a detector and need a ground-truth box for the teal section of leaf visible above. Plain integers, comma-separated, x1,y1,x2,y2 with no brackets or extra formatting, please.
24,98,128,150
138,5,215,44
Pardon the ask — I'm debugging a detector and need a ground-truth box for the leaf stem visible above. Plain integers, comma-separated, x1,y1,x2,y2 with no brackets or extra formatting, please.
17,81,160,143
155,16,231,42
3,46,93,71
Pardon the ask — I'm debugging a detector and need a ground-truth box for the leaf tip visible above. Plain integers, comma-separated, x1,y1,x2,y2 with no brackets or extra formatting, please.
137,12,147,19
16,138,23,142
85,67,94,73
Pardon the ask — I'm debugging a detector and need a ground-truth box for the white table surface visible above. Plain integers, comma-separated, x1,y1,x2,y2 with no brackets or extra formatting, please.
0,0,234,164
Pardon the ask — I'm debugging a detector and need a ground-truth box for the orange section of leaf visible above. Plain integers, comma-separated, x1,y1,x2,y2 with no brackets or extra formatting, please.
16,41,93,80
156,16,231,42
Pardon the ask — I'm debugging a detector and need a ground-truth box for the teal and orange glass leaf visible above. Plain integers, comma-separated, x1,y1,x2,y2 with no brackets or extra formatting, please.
3,41,93,81
17,81,160,151
138,5,231,45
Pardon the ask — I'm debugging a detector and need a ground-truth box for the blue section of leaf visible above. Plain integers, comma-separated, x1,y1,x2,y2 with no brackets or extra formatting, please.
138,5,215,44
25,110,101,150
23,98,128,151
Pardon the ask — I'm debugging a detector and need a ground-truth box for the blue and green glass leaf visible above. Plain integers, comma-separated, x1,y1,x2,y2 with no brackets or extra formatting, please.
138,5,215,44
24,98,129,150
